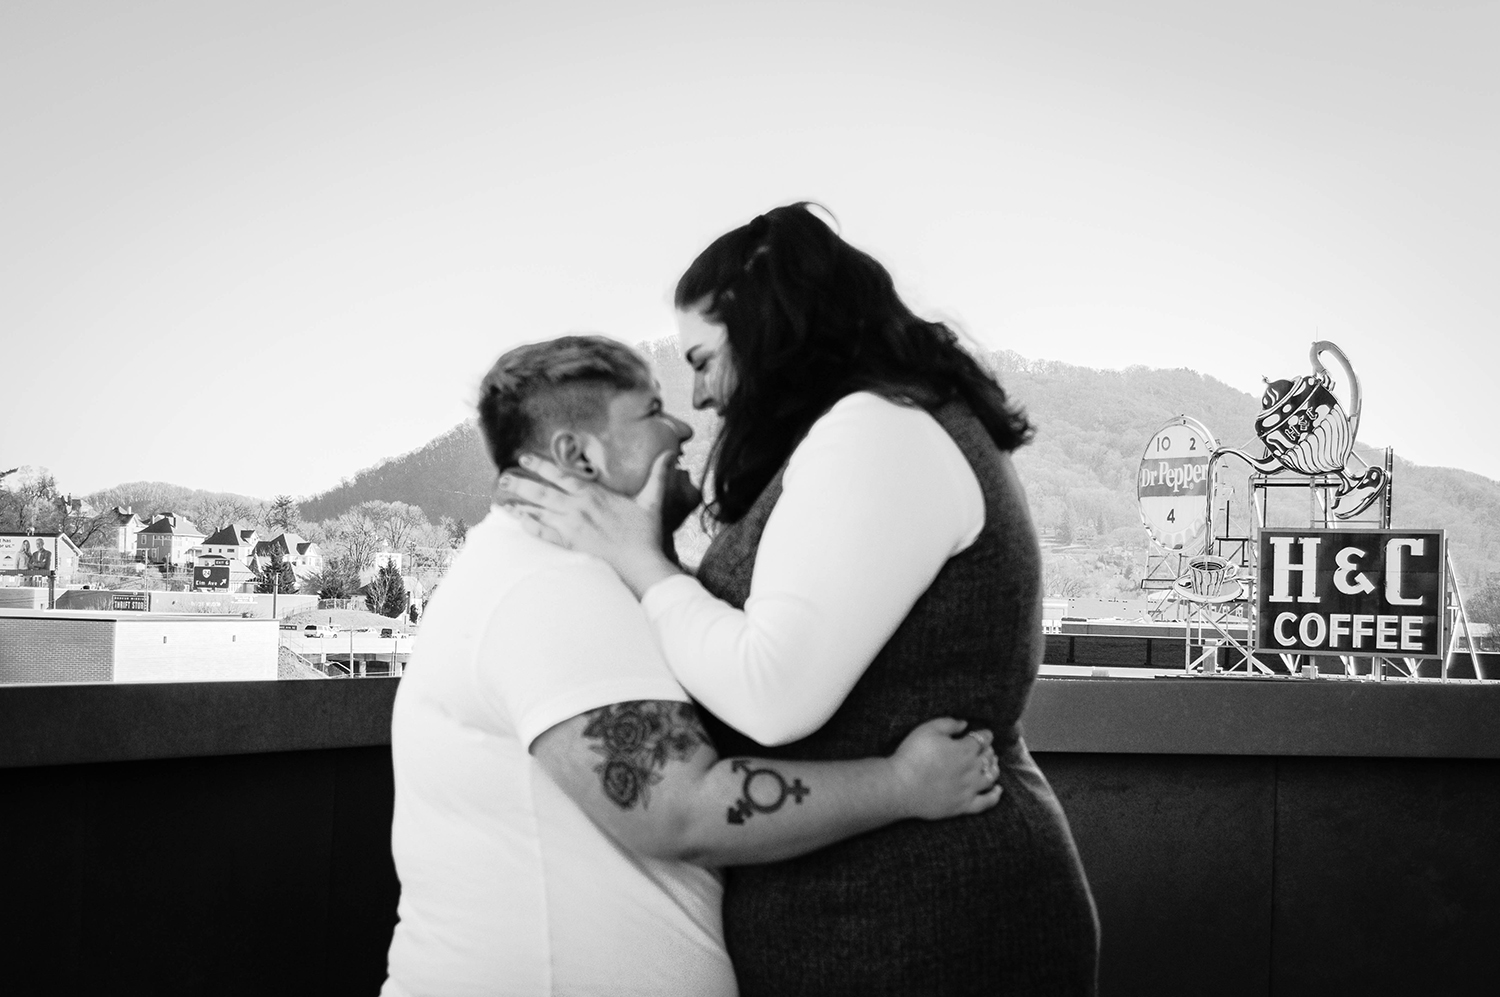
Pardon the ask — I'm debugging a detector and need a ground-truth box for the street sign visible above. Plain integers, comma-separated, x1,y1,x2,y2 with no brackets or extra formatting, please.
193,559,231,591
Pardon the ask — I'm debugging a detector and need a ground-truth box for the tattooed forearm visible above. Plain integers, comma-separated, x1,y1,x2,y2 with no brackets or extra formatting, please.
725,759,811,825
581,701,708,810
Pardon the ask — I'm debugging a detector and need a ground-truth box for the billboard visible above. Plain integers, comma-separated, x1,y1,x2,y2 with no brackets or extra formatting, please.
0,535,58,577
1256,529,1446,658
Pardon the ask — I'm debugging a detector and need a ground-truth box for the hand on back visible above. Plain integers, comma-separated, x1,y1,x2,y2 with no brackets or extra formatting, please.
890,718,1003,821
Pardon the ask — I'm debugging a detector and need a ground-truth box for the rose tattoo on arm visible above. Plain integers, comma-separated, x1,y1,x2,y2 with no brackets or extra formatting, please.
580,701,709,810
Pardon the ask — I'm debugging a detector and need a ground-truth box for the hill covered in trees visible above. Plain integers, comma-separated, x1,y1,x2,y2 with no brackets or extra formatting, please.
296,423,498,527
277,341,1500,586
294,339,720,531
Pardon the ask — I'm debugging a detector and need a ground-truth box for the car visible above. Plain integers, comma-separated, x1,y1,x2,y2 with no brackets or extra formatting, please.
380,628,395,638
303,625,324,638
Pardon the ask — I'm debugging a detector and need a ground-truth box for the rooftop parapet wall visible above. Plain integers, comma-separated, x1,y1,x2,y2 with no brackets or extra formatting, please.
2,670,1498,769
1,674,1497,995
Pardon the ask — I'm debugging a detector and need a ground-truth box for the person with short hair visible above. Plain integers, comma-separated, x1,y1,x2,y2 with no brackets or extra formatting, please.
381,335,1002,997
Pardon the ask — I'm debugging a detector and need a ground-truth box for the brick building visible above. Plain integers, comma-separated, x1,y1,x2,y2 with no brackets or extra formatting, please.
0,609,277,684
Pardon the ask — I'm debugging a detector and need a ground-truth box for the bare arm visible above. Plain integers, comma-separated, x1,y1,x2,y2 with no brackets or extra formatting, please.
531,700,1000,867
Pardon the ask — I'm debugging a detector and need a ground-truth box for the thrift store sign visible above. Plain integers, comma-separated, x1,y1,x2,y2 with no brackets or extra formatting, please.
1256,529,1445,658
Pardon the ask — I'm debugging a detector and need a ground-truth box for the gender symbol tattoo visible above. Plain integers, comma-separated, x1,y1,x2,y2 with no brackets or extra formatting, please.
725,759,811,825
580,701,707,811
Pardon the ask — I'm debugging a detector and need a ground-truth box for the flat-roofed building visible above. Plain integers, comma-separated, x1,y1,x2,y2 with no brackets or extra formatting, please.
0,609,277,684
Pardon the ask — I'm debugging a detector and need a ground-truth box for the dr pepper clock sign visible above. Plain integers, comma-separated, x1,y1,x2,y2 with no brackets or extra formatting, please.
1137,416,1216,551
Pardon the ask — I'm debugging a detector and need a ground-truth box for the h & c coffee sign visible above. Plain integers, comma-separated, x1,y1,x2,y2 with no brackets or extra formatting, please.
1256,529,1446,659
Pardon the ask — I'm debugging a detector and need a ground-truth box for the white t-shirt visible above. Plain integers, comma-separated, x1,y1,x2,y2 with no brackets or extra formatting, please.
642,392,986,746
383,511,736,997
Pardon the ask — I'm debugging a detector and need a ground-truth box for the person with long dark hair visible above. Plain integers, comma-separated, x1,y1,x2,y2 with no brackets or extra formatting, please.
501,203,1099,995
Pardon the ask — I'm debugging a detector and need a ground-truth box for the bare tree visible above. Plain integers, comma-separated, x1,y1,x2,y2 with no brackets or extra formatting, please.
360,501,430,558
86,482,195,522
185,496,260,535
322,509,383,571
57,505,116,549
0,466,58,533
1466,575,1500,651
1043,555,1090,600
441,516,468,548
300,553,360,600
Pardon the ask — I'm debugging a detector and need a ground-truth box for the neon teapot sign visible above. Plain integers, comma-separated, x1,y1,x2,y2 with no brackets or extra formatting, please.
1216,340,1385,519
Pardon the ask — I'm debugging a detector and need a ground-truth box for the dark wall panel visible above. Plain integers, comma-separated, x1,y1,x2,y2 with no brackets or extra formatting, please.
1037,753,1275,997
6,734,1497,994
325,747,401,995
78,751,335,995
0,747,398,997
5,763,90,995
1271,757,1500,996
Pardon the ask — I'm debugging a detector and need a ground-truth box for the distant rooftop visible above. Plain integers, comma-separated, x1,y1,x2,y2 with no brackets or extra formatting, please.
138,513,204,537
202,523,258,547
253,532,311,557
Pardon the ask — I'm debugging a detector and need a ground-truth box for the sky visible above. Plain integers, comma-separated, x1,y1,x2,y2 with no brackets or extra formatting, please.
2,0,1496,499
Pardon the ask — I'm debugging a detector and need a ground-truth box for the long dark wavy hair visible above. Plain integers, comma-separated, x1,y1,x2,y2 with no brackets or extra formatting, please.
675,202,1034,524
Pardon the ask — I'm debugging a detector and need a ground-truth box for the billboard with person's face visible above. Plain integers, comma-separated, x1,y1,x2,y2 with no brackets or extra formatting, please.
0,535,58,576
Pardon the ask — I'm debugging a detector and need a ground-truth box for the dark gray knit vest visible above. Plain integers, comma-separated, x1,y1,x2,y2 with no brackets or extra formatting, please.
697,398,1098,997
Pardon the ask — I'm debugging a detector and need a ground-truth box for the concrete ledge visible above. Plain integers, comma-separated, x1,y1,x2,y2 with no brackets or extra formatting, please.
0,678,399,769
1025,676,1500,759
4,673,1499,769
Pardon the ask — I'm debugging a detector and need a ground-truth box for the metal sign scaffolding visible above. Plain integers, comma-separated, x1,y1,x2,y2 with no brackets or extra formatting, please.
1142,341,1483,680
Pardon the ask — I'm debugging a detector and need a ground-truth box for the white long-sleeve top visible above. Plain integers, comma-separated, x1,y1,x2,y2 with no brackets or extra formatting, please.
640,391,986,746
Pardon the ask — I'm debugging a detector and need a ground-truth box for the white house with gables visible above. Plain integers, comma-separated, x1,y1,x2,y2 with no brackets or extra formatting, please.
108,507,144,554
134,513,205,567
251,532,323,580
195,524,261,565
